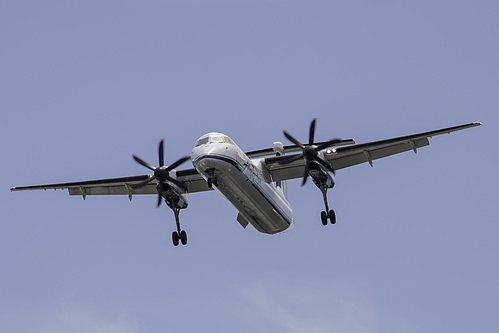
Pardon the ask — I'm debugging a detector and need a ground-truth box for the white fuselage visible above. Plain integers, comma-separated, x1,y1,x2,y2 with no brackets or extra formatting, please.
191,133,294,234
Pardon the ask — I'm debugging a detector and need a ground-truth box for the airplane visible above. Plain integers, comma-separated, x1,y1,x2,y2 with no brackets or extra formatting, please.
11,119,482,246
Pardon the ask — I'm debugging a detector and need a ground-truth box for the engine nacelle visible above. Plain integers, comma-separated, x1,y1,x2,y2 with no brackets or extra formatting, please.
160,183,188,210
309,161,335,189
324,169,335,188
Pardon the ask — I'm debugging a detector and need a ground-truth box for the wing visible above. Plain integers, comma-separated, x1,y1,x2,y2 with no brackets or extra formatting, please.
264,122,482,182
10,168,211,198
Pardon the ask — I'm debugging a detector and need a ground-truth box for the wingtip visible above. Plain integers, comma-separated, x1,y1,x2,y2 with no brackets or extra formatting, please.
474,121,483,126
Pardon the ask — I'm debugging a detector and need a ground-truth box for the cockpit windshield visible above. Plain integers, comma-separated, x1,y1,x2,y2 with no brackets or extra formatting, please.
194,137,209,147
195,135,234,147
210,136,234,144
209,136,226,144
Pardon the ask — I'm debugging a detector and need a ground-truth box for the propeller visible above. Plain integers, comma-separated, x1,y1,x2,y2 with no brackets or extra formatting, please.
131,139,190,207
281,118,343,186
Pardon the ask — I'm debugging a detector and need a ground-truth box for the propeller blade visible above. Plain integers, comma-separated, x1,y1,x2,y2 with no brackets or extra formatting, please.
283,130,305,149
316,138,344,151
156,182,164,208
314,156,335,174
133,155,157,172
276,153,304,165
309,118,316,145
165,156,190,172
302,161,311,186
166,176,187,191
158,139,165,167
130,175,156,190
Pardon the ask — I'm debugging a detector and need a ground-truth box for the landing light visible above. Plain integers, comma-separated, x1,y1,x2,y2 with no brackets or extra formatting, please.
326,149,336,154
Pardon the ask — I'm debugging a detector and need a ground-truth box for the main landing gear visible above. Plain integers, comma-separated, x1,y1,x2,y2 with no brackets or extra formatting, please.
319,184,336,226
170,202,187,246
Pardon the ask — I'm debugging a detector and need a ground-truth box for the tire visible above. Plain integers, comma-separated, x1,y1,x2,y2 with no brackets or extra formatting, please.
329,210,336,224
321,211,328,226
172,231,179,246
180,230,187,245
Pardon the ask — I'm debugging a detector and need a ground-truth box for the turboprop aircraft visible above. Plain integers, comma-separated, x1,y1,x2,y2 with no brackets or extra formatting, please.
11,119,481,246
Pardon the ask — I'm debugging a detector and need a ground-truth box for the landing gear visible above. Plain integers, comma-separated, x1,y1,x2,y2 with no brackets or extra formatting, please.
207,176,218,188
319,184,336,225
172,230,187,246
172,231,179,246
170,204,187,246
321,211,328,225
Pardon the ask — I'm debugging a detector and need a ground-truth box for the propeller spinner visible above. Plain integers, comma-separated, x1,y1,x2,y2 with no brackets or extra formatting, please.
131,139,190,207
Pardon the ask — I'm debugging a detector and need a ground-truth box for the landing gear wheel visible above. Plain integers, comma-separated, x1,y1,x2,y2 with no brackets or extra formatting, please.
329,210,336,224
180,230,187,245
172,231,179,246
207,177,218,188
321,211,328,226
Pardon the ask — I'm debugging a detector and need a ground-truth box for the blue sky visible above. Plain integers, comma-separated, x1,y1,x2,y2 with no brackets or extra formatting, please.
1,1,497,332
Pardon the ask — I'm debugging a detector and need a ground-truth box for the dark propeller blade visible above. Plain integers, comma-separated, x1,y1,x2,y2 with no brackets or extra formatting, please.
130,175,156,190
316,138,344,151
283,131,305,149
276,153,304,165
158,139,164,167
133,155,157,172
156,181,164,208
302,161,311,186
309,118,316,145
166,156,191,172
166,175,187,191
315,155,336,173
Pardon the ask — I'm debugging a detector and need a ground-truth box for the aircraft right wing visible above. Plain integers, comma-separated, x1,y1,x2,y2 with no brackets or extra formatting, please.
264,122,482,182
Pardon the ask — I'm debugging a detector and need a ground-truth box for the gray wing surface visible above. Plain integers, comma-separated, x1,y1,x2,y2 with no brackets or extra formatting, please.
10,168,211,198
264,122,482,182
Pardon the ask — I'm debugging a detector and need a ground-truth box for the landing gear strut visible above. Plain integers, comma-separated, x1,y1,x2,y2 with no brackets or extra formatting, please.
319,184,336,225
170,202,187,246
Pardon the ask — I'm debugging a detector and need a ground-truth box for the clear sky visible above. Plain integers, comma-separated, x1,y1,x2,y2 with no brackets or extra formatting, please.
1,1,497,332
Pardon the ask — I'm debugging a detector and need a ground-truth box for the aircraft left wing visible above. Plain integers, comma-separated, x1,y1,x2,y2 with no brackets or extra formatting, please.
10,168,211,199
264,122,482,182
